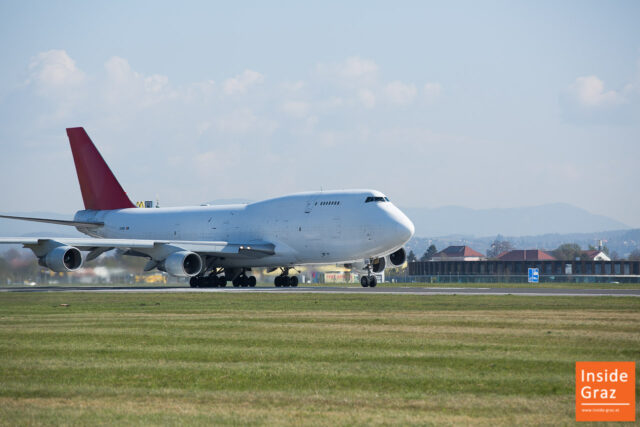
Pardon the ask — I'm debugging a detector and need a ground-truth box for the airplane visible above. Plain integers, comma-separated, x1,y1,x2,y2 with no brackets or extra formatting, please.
0,128,414,288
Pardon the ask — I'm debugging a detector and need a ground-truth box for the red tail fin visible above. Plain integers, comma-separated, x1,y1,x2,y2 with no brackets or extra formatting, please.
66,127,135,210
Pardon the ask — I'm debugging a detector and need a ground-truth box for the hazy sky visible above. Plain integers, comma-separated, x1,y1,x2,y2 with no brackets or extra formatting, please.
0,1,639,226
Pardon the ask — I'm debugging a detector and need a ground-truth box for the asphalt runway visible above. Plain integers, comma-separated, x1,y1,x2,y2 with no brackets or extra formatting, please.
1,285,639,297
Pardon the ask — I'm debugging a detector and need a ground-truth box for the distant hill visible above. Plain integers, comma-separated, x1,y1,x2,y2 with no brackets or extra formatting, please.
401,203,628,237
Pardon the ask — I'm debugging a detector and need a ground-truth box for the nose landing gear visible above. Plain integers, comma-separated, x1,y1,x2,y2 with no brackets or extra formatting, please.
360,275,377,287
360,263,378,288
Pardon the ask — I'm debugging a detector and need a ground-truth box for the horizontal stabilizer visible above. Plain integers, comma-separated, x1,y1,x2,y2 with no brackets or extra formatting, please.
0,214,103,228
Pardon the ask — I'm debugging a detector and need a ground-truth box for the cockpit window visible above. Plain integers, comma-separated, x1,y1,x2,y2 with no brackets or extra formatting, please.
365,196,389,203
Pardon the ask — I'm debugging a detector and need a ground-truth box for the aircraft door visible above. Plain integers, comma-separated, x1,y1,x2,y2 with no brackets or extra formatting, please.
304,199,313,214
300,197,321,256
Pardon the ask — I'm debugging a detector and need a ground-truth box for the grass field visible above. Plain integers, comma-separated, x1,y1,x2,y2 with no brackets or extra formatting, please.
1,293,639,425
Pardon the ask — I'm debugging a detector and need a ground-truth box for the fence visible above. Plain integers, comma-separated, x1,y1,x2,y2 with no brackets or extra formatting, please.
405,260,640,283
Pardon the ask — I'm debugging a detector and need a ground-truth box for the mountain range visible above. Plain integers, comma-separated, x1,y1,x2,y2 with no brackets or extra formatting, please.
402,203,628,237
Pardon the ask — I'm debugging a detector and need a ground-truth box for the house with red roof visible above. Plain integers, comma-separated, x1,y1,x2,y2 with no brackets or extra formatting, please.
497,249,555,261
431,245,485,261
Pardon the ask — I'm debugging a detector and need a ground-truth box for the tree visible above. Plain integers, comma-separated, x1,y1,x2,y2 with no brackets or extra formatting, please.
628,249,640,261
420,245,437,261
487,239,514,258
407,250,417,263
1,249,39,284
552,243,584,260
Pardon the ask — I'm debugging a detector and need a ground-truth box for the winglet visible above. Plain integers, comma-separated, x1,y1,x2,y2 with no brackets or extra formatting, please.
66,127,135,210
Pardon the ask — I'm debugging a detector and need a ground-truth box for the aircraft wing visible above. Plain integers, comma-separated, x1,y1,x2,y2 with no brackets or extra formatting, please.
0,238,275,259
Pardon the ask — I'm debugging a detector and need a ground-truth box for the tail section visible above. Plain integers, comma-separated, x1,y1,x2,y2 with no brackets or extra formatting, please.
66,127,135,210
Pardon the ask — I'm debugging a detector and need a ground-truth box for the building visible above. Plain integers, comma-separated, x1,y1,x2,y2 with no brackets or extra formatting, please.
408,259,640,282
581,250,611,261
323,271,356,283
431,246,485,261
497,250,555,261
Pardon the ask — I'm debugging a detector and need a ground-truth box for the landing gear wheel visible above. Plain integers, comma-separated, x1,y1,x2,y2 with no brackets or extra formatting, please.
248,276,256,287
232,277,241,287
241,276,249,287
276,276,291,287
368,276,377,288
360,276,370,287
290,276,298,287
190,276,199,288
217,276,227,287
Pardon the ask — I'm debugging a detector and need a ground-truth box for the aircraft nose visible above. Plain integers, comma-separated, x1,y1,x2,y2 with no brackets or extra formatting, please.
395,211,415,243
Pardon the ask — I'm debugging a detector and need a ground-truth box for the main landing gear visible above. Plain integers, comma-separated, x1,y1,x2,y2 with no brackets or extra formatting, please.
190,274,227,288
190,266,257,288
232,273,257,288
274,268,298,287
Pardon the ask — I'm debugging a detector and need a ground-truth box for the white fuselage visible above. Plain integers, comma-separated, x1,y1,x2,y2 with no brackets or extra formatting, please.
74,189,414,268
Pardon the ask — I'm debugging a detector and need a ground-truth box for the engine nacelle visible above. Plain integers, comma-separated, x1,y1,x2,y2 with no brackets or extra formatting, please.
40,246,83,272
388,248,407,266
159,251,203,277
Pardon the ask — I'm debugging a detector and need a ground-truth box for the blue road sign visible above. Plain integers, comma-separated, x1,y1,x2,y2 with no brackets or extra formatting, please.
528,268,539,283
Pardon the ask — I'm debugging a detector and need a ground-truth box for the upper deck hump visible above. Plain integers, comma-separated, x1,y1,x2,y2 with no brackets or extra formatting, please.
248,189,386,206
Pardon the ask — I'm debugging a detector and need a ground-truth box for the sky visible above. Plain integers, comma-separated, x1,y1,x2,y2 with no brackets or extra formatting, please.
0,1,639,226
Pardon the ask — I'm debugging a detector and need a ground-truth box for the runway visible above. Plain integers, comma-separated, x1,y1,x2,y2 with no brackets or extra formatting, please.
2,285,640,297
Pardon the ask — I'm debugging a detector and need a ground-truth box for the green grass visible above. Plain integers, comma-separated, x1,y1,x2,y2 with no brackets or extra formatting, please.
0,293,639,425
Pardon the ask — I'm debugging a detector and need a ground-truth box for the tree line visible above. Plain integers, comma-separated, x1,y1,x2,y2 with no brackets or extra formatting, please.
408,240,640,262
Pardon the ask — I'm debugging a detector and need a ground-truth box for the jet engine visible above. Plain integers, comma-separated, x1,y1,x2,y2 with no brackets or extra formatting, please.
159,251,203,277
39,246,83,272
388,247,407,266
